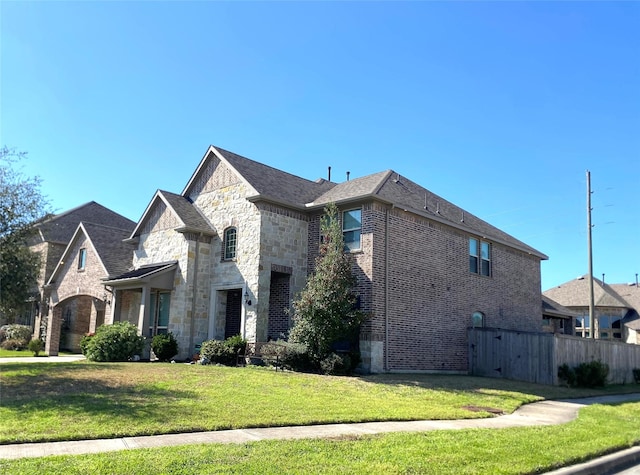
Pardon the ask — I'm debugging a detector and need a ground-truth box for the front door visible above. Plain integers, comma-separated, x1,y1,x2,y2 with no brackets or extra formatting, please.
224,289,242,338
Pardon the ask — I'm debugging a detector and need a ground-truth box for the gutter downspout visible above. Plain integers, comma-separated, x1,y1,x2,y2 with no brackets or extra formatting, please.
189,234,201,355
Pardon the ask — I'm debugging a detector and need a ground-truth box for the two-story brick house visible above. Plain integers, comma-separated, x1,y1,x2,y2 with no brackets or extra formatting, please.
28,202,135,342
101,145,547,373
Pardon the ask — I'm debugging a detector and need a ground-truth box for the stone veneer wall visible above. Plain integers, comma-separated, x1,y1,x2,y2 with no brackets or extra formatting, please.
188,163,261,343
257,203,309,342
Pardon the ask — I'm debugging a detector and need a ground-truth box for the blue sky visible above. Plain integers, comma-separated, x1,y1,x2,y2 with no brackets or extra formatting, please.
2,1,638,291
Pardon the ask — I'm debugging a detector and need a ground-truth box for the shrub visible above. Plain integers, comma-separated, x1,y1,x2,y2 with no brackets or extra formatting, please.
151,332,179,362
558,363,576,387
200,335,247,366
2,324,32,345
320,352,351,375
633,368,640,384
261,340,315,372
575,360,609,388
1,339,26,351
80,333,94,356
558,361,609,388
27,338,44,356
82,322,145,362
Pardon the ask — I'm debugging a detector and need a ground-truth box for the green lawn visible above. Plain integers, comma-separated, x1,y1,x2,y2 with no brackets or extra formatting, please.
1,361,639,474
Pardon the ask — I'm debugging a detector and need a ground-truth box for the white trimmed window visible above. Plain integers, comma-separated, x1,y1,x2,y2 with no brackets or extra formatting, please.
342,209,362,251
469,238,491,276
224,227,237,260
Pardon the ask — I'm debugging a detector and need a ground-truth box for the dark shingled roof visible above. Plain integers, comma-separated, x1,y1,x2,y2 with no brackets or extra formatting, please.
544,275,632,308
35,202,135,244
158,190,214,233
311,170,546,258
104,262,177,282
81,222,136,277
183,145,545,259
192,146,336,208
130,190,215,239
542,295,578,319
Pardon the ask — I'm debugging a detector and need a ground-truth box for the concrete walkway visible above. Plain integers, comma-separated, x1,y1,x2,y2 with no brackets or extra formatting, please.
0,354,86,363
1,393,639,465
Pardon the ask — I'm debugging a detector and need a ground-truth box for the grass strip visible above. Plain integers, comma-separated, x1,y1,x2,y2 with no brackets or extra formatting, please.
1,402,638,474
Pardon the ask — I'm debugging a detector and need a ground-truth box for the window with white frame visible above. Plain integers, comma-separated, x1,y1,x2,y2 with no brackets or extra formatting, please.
469,238,491,276
342,209,362,251
223,227,237,260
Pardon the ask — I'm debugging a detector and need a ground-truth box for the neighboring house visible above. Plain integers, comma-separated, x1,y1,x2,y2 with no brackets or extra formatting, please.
543,275,640,344
541,295,576,335
28,202,135,343
43,222,136,354
99,145,547,373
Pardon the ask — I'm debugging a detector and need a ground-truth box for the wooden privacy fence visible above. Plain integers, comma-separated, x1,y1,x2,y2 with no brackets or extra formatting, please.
468,327,640,385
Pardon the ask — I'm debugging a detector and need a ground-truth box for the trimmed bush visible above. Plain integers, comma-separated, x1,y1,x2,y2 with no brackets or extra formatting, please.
320,352,351,375
1,339,26,351
261,340,315,372
28,338,44,356
200,335,247,366
151,332,179,362
575,360,609,388
81,322,145,362
558,361,609,388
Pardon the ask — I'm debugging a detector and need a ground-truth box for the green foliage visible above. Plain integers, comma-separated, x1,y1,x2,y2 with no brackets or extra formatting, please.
0,147,49,322
1,324,32,344
200,335,247,366
260,340,315,372
558,364,576,387
79,333,94,356
559,361,609,388
1,338,26,351
81,322,145,362
633,368,640,384
27,338,44,356
151,332,179,362
575,360,609,388
289,203,366,364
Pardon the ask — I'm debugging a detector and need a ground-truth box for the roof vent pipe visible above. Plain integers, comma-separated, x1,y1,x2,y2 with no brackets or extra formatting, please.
346,171,350,181
328,166,331,181
636,273,638,287
602,273,605,284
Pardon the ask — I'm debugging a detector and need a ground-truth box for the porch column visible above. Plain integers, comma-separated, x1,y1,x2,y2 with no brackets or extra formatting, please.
45,307,62,356
138,286,151,337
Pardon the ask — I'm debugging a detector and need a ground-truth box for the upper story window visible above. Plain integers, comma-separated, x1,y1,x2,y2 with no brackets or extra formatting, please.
342,209,362,251
223,227,237,260
469,238,491,276
78,248,87,270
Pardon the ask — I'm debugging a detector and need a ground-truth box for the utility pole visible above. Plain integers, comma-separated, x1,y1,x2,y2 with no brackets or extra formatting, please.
587,170,595,338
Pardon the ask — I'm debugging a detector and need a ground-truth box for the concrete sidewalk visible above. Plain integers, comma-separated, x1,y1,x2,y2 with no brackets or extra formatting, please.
1,393,639,465
0,355,86,363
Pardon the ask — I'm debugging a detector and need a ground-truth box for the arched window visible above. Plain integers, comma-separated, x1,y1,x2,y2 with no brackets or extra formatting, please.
471,311,485,328
224,227,237,260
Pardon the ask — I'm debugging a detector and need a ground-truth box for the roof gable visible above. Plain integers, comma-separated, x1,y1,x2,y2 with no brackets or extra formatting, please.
130,190,215,239
47,222,135,284
183,146,335,208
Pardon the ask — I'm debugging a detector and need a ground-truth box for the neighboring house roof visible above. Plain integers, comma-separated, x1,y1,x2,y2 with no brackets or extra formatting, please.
129,190,215,239
544,275,632,309
47,222,135,285
33,202,135,245
182,145,546,259
542,295,577,319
